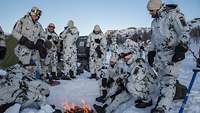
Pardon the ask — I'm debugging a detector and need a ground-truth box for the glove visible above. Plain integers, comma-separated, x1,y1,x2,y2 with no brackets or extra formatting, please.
95,39,101,44
196,58,200,68
0,46,6,59
140,46,145,51
172,43,188,63
35,39,44,50
44,40,52,49
47,35,52,40
60,40,63,52
19,36,35,49
147,51,156,67
53,40,58,45
95,45,103,58
35,39,47,59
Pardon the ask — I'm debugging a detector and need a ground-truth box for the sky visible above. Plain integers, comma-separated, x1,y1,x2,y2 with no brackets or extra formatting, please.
0,0,200,35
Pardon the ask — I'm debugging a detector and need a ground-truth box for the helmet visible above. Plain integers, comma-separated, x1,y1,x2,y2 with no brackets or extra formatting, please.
30,6,42,17
48,23,55,28
67,20,74,28
147,0,162,10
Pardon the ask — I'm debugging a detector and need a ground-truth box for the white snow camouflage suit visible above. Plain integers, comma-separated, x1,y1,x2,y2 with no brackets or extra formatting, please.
44,28,59,75
12,13,46,66
60,20,79,78
148,4,189,111
87,25,107,78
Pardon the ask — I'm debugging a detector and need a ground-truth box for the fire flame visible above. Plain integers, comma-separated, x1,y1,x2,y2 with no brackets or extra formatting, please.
63,100,93,113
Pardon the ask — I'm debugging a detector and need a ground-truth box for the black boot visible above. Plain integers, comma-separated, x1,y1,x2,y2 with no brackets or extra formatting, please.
173,80,187,100
93,104,106,113
51,72,59,80
69,70,76,79
135,99,152,108
61,72,71,80
151,107,165,113
96,90,107,103
89,73,99,80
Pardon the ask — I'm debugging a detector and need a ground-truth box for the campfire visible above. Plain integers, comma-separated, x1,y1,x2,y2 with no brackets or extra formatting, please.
63,100,94,113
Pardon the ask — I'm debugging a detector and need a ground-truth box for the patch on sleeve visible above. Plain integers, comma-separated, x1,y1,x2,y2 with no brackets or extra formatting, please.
179,16,187,26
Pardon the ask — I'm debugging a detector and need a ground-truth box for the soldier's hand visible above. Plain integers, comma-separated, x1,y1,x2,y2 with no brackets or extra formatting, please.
147,51,156,67
197,58,200,68
47,35,52,40
53,40,58,45
19,36,35,49
95,46,103,58
95,39,101,44
44,40,52,49
172,43,188,63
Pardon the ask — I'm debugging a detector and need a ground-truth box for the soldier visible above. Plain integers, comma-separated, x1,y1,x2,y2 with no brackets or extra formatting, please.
0,25,6,61
94,38,155,113
12,7,50,79
60,20,79,79
87,25,107,79
44,23,60,82
93,41,138,113
146,0,189,112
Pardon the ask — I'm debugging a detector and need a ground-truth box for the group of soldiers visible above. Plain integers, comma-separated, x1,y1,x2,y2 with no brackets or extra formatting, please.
0,0,199,113
93,0,192,113
11,6,108,82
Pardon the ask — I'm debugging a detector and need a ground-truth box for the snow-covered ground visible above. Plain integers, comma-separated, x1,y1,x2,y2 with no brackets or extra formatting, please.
5,40,200,113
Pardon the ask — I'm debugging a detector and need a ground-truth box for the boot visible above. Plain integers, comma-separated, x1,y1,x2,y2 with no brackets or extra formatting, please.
173,80,187,100
93,104,106,113
51,72,59,80
61,73,71,80
69,70,76,79
135,99,152,108
96,90,107,103
151,107,165,113
89,73,98,80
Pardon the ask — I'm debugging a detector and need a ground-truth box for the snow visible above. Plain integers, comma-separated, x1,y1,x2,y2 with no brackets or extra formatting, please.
4,104,21,113
3,39,200,113
47,77,100,111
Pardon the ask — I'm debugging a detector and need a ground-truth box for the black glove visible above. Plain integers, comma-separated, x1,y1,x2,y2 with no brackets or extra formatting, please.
19,36,35,49
47,35,52,40
60,40,63,52
95,45,103,58
53,40,58,45
140,46,145,51
0,46,6,60
35,39,47,59
44,40,52,49
172,43,188,63
35,39,44,50
196,58,200,68
147,51,156,67
95,39,101,44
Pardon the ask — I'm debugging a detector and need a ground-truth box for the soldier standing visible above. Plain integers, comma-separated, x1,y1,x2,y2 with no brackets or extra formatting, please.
87,25,107,79
146,0,189,112
60,20,79,79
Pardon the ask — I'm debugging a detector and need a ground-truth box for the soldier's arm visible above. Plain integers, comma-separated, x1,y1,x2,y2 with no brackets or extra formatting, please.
101,34,107,58
12,20,23,41
172,13,189,44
